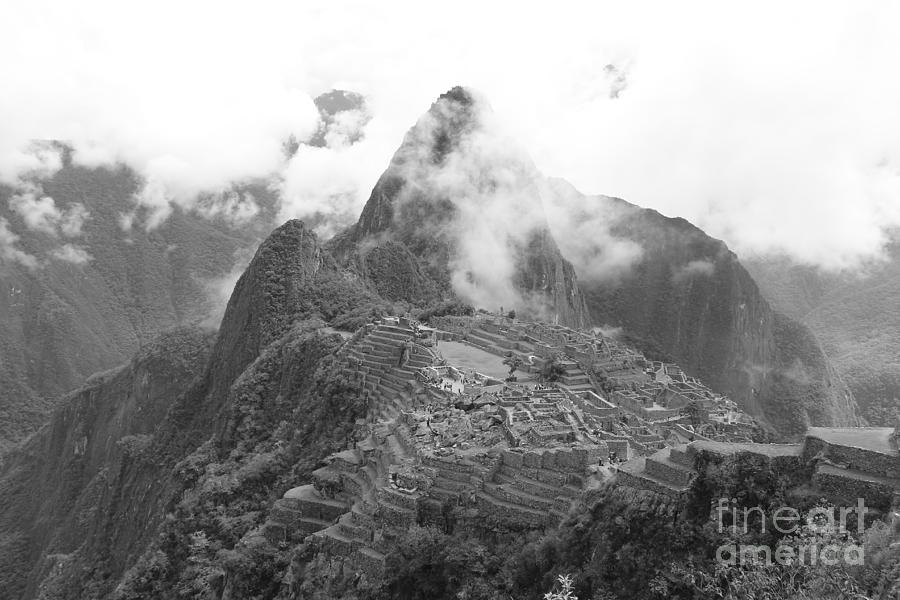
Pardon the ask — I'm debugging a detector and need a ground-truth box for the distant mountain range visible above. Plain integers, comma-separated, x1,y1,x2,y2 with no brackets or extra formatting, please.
0,159,275,452
0,91,369,453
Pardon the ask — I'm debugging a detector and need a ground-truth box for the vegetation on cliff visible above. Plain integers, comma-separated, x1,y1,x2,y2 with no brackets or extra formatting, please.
746,250,900,427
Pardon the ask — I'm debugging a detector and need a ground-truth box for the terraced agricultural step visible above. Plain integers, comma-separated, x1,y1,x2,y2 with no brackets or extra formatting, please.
314,525,363,555
338,514,373,542
406,359,433,368
378,378,406,394
497,464,569,487
428,486,461,501
494,472,575,499
339,471,372,496
281,485,349,521
474,492,549,525
357,547,387,570
297,516,332,536
376,486,419,510
375,498,417,525
377,325,416,338
433,476,470,492
484,482,555,511
349,504,377,529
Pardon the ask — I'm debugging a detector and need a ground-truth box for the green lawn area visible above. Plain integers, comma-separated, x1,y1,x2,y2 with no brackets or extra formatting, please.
436,341,535,382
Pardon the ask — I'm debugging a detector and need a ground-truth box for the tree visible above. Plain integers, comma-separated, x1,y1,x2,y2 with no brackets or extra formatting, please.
540,357,566,383
680,399,707,426
503,354,523,378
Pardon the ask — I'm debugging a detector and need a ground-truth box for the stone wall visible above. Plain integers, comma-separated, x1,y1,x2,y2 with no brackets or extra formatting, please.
803,435,900,479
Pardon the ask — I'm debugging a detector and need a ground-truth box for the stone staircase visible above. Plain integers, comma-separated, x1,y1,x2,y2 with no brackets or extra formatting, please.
557,361,595,393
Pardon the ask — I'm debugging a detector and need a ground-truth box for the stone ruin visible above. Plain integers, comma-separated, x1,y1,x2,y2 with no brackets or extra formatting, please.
259,314,770,576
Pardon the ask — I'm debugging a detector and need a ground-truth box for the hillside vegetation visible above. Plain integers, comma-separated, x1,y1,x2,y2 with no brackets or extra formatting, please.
0,160,273,451
746,244,900,425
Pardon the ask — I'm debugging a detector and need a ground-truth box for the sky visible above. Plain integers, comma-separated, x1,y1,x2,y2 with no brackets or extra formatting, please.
2,0,900,271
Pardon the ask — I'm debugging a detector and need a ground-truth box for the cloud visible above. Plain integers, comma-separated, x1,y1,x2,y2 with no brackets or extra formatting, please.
2,0,900,272
0,1,320,228
593,325,623,339
278,141,387,238
8,184,90,237
199,245,257,328
0,217,38,269
603,64,630,99
372,93,585,318
0,141,63,184
193,191,260,226
540,178,644,282
50,243,92,264
672,259,716,284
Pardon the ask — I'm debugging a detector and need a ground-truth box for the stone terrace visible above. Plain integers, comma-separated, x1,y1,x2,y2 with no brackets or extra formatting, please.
266,315,777,576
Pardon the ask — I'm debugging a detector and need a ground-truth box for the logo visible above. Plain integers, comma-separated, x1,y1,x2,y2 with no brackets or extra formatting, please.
713,498,867,566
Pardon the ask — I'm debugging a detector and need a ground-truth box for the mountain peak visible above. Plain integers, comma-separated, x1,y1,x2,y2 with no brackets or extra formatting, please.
439,85,477,104
391,85,485,168
330,87,589,326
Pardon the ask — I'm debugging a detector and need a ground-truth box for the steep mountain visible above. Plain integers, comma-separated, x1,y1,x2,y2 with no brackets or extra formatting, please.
0,220,373,598
746,244,900,425
542,179,858,434
329,87,589,327
0,158,276,452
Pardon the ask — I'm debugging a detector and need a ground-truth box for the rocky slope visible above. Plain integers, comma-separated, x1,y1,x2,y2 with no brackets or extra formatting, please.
542,179,858,434
0,327,215,599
